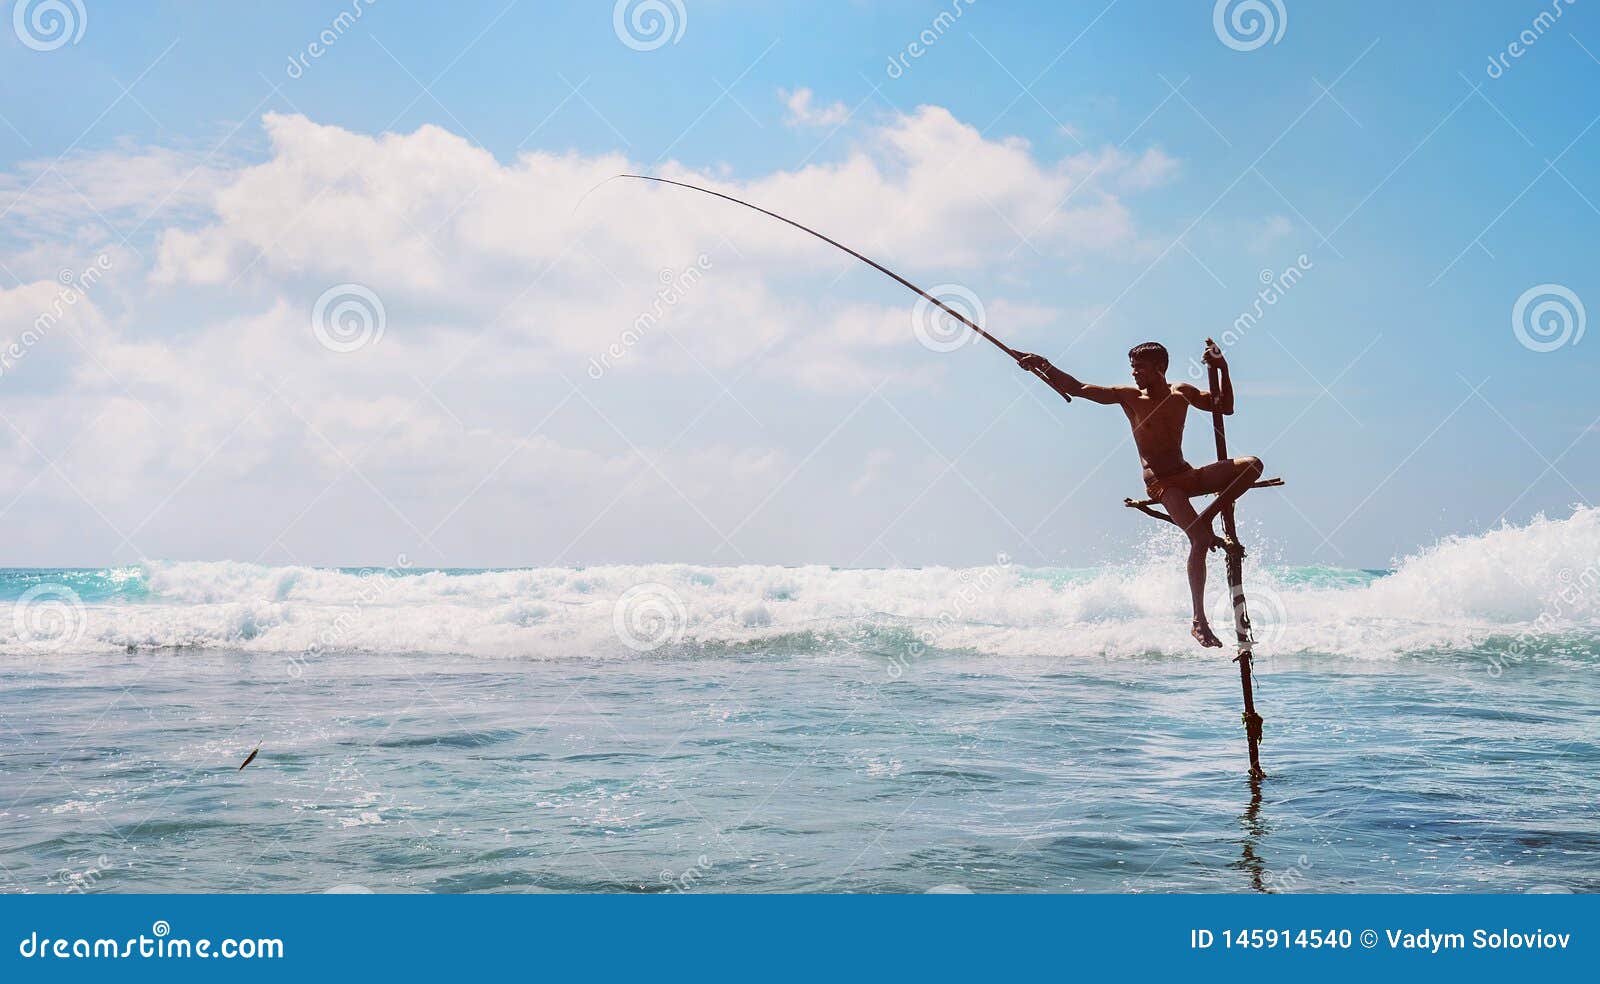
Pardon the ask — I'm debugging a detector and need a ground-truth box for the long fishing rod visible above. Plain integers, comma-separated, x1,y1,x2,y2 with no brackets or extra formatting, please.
614,174,1067,399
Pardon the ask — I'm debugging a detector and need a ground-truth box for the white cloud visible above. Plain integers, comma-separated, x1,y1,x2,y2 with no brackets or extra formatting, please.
149,107,1171,289
0,106,1181,563
1248,214,1294,253
0,143,233,254
850,449,894,496
780,87,851,128
1064,145,1180,192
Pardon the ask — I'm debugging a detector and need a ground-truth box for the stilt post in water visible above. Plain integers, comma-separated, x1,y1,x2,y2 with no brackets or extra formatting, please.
1207,348,1266,780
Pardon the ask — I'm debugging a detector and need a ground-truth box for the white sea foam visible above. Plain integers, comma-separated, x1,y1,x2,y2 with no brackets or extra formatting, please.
3,507,1597,662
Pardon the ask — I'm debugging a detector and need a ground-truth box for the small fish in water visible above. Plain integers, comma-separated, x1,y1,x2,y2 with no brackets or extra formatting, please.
238,743,261,771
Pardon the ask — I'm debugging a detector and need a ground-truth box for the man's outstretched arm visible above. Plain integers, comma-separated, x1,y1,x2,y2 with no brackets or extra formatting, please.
1016,353,1128,405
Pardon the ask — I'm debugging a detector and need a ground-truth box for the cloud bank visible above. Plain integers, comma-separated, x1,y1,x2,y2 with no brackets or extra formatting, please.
0,103,1178,564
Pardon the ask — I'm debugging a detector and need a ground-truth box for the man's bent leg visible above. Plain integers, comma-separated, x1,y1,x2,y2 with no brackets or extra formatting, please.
1160,487,1222,647
1191,456,1264,527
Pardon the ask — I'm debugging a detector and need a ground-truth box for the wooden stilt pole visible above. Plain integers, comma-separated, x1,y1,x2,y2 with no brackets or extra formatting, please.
1208,348,1266,780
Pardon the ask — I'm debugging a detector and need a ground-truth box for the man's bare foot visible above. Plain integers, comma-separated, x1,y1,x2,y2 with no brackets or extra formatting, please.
1191,619,1224,648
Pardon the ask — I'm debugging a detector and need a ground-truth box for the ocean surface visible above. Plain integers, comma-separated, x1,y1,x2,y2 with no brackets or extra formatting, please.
2,508,1597,894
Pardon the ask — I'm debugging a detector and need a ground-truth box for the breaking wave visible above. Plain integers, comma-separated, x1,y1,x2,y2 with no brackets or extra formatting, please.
2,507,1598,664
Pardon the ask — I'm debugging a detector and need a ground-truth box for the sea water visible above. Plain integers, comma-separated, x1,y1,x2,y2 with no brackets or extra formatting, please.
2,508,1597,893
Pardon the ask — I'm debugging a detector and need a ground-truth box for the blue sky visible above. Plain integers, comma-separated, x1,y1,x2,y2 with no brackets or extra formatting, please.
0,0,1595,569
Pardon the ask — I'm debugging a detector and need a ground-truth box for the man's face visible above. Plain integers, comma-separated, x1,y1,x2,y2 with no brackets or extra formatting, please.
1129,357,1164,389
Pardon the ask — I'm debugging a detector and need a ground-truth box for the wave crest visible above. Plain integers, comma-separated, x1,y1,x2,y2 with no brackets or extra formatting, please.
2,508,1598,662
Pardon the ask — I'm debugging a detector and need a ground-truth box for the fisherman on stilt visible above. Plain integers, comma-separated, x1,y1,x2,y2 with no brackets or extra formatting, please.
1015,340,1263,647
614,176,1279,775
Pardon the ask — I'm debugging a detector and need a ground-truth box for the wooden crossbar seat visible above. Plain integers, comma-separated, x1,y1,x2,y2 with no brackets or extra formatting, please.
1123,476,1284,510
1123,477,1285,552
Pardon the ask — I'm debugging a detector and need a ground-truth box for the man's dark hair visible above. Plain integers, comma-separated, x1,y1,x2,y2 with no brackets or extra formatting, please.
1128,341,1168,372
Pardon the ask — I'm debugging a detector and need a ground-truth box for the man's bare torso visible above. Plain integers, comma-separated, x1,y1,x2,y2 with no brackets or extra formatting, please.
1121,384,1193,478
